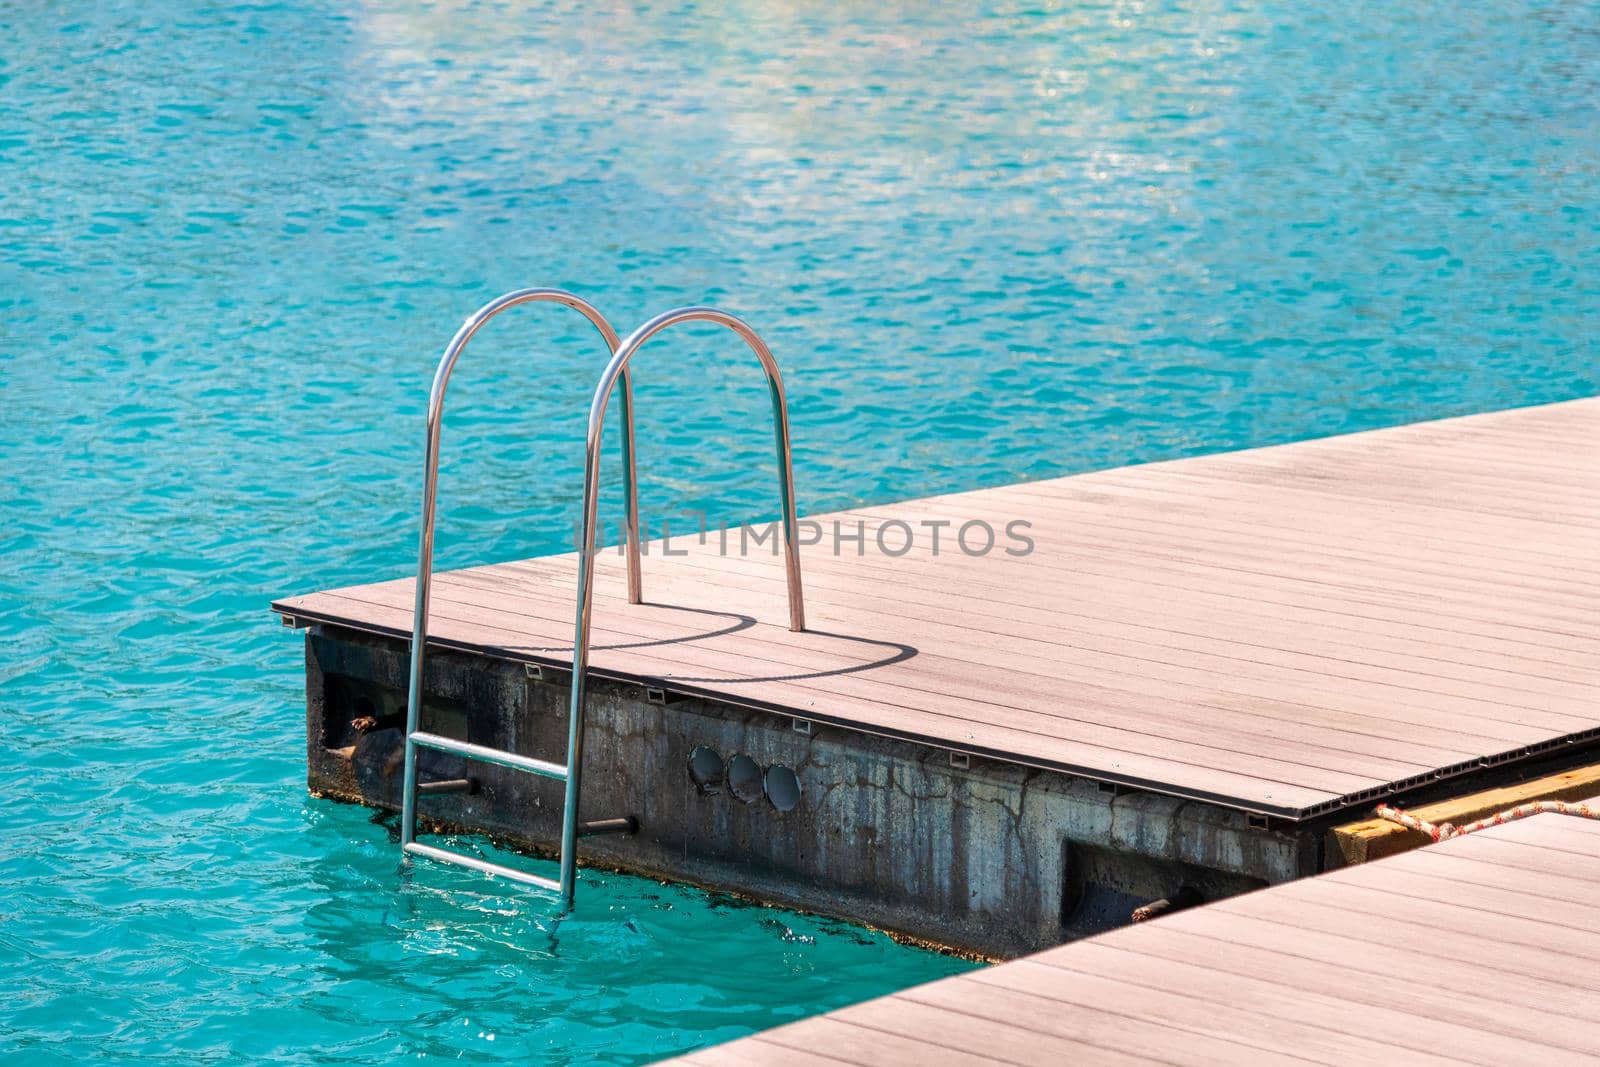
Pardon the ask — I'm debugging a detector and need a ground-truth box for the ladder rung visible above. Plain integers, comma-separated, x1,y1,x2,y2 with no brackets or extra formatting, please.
410,731,568,780
404,841,562,893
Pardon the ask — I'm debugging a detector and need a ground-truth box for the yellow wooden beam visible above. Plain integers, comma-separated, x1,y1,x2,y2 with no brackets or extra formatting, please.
1328,762,1600,867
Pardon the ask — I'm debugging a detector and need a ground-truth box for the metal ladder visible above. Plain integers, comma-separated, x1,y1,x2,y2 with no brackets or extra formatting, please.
399,290,806,910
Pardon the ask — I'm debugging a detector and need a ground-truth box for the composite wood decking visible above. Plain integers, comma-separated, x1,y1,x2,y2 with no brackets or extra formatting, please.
657,812,1600,1067
273,397,1600,819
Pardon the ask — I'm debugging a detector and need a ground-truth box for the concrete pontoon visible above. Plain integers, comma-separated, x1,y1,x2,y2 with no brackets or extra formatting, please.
274,396,1599,956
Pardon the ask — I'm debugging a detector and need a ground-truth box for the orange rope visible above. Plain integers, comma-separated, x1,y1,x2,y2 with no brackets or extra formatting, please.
1375,799,1600,842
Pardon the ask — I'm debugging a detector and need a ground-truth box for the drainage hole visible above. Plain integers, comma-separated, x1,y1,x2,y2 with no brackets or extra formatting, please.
688,745,725,796
726,755,764,804
764,765,801,812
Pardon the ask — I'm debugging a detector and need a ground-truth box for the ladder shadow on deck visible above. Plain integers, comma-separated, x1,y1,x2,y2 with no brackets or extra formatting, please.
648,627,919,685
521,603,920,683
521,603,761,654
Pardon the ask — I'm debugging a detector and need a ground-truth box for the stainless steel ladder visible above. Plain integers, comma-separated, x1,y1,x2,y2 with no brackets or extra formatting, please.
399,290,806,910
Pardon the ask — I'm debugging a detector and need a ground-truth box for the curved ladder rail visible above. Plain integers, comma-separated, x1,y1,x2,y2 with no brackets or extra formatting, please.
399,299,807,912
399,288,641,895
555,306,807,905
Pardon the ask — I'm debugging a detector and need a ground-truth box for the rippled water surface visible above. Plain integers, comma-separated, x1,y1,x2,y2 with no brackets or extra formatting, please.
3,1,1598,1063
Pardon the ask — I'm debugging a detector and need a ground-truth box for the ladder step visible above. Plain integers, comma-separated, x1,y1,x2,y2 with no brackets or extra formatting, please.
403,841,562,893
410,731,568,780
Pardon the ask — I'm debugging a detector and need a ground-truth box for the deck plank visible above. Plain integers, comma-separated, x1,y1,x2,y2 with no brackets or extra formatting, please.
654,816,1600,1066
273,398,1600,818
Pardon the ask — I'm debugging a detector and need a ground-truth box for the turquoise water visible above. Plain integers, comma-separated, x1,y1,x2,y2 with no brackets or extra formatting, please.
3,0,1599,1063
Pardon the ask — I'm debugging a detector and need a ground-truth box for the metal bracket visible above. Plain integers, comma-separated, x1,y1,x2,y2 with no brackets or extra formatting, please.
579,816,639,838
949,751,972,771
524,662,570,686
645,685,683,706
417,778,477,796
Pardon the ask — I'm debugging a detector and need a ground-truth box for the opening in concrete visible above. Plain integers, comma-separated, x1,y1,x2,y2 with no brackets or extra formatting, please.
726,755,763,804
764,766,801,811
688,745,724,796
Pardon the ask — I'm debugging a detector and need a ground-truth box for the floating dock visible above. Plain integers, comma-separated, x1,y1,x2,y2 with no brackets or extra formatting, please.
274,397,1598,955
660,810,1600,1066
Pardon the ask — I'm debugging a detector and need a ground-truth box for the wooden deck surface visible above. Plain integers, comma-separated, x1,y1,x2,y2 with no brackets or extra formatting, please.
274,398,1600,819
657,812,1600,1067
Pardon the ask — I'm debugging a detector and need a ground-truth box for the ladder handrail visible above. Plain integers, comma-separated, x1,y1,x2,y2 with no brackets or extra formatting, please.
399,298,806,913
400,287,640,860
557,306,806,905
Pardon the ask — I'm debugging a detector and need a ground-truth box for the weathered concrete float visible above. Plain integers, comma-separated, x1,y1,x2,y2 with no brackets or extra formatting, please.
274,397,1600,957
